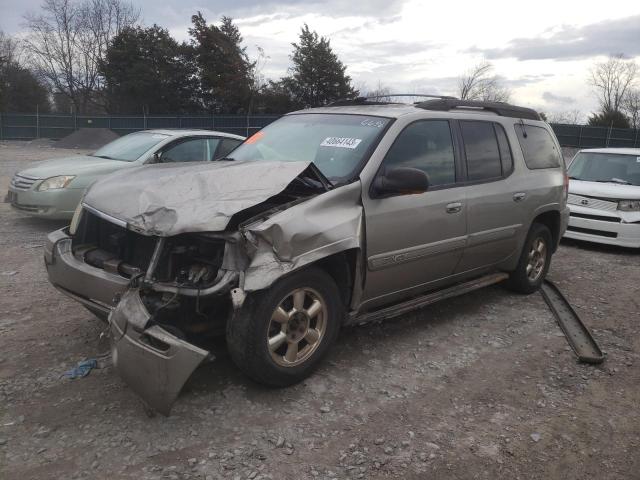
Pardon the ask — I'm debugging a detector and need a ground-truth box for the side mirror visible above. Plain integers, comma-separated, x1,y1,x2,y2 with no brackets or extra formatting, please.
151,152,162,164
372,167,429,197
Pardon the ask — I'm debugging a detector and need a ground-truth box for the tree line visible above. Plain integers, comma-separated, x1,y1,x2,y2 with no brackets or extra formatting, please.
0,0,356,115
0,0,638,126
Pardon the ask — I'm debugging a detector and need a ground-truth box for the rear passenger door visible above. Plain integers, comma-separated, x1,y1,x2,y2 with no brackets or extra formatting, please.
454,120,525,273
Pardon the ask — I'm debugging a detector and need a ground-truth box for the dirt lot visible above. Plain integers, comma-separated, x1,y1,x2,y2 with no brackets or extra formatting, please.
1,140,639,480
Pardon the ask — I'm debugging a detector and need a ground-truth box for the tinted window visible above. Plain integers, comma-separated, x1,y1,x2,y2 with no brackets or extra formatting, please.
162,138,217,162
515,124,561,169
215,138,242,159
495,124,513,174
382,120,456,187
460,121,502,181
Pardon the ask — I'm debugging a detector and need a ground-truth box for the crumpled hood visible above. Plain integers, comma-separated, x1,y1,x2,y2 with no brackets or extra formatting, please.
570,179,640,200
19,155,131,180
83,160,313,236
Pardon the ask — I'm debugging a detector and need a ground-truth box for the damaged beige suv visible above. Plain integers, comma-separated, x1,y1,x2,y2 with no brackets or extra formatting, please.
45,99,569,414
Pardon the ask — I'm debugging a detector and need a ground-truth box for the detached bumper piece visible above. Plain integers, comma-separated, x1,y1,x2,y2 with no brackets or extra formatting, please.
109,289,209,415
540,279,604,364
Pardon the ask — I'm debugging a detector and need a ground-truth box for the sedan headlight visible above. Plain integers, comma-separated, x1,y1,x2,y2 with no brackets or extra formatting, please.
37,175,75,191
618,200,640,212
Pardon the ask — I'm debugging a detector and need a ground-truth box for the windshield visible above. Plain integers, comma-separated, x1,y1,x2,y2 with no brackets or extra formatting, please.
92,132,169,162
229,113,391,182
568,152,640,186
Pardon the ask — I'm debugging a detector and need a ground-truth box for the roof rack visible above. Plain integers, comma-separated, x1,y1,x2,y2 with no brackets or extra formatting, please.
415,99,541,120
329,93,457,107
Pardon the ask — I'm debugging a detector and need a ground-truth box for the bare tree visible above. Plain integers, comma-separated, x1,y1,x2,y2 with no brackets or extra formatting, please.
589,54,638,113
457,60,511,103
23,0,139,113
622,88,640,129
547,109,583,124
0,31,21,67
365,80,392,102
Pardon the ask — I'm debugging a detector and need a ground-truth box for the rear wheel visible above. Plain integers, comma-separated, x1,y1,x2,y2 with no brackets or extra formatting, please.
506,223,552,294
226,267,342,387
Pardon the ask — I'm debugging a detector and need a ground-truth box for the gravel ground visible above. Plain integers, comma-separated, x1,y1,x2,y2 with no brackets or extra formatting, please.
1,140,639,480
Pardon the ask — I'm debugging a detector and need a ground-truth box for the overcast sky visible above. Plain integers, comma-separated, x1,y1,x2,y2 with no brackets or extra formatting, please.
2,0,640,119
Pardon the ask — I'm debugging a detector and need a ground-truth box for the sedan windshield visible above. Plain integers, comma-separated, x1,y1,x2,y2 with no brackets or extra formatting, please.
229,114,391,182
92,132,169,162
568,152,640,186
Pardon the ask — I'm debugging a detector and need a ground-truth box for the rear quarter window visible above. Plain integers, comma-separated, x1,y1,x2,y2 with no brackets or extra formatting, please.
514,124,561,169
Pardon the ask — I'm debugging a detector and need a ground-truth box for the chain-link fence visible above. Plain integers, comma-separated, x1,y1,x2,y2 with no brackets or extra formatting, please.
0,113,281,140
1,112,639,148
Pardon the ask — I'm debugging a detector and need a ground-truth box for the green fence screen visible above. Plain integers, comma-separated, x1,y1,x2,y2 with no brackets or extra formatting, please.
1,113,639,148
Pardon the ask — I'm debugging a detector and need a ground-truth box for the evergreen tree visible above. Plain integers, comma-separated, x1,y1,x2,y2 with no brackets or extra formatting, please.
282,24,357,108
100,25,199,114
189,12,254,113
0,32,51,112
587,108,631,129
0,63,51,113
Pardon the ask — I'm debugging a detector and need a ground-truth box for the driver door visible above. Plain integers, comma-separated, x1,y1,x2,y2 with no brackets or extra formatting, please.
361,119,467,309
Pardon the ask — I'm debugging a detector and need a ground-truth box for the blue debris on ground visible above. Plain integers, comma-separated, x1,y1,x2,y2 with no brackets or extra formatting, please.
61,353,111,379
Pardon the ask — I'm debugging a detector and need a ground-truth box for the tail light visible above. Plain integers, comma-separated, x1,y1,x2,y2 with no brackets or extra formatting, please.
563,172,569,201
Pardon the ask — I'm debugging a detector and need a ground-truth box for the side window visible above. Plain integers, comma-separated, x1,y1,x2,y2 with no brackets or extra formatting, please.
514,124,561,169
494,124,514,174
460,121,502,181
382,120,456,187
206,138,221,160
162,139,208,162
214,138,242,160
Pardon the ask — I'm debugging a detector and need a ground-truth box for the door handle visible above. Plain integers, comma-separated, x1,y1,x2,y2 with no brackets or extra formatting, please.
513,192,526,202
446,202,463,214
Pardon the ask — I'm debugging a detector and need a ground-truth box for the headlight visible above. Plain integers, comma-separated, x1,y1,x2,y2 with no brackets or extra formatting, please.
37,175,75,191
618,200,640,211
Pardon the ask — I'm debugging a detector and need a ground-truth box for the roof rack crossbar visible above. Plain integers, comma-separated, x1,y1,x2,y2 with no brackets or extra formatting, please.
415,99,541,120
328,93,457,107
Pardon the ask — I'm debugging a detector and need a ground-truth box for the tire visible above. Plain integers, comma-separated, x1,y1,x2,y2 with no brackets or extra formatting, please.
506,223,553,294
226,266,342,387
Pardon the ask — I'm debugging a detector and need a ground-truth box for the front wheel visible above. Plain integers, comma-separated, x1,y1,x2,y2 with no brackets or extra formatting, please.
506,223,552,294
226,267,342,387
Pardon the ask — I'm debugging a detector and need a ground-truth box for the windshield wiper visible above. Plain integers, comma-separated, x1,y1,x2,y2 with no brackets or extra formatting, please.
568,176,582,180
216,157,235,161
93,154,114,160
594,178,632,185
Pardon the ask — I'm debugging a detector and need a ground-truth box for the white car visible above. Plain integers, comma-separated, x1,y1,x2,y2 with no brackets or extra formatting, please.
564,148,640,248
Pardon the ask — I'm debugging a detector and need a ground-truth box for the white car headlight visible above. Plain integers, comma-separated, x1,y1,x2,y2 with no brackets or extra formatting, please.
618,200,640,212
37,175,75,191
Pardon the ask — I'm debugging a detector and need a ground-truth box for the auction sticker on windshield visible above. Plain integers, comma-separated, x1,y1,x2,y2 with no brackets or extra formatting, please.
320,137,362,149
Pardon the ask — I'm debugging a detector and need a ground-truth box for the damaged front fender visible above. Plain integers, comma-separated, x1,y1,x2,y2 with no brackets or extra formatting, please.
109,289,209,415
241,181,364,292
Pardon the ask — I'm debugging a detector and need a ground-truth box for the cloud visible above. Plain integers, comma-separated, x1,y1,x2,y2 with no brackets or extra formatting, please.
501,74,554,87
542,91,575,104
469,15,640,61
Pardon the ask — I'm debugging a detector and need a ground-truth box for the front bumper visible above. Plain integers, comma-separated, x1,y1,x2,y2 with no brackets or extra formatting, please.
109,289,209,415
564,204,640,248
45,228,130,316
6,186,83,219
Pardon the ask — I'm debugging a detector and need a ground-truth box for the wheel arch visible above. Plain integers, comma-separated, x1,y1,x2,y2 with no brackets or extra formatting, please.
531,209,561,252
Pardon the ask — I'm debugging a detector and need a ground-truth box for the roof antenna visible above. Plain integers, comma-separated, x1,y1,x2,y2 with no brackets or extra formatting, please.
520,118,528,138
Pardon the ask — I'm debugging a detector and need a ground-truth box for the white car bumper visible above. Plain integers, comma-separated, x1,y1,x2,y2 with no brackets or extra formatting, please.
564,203,640,248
